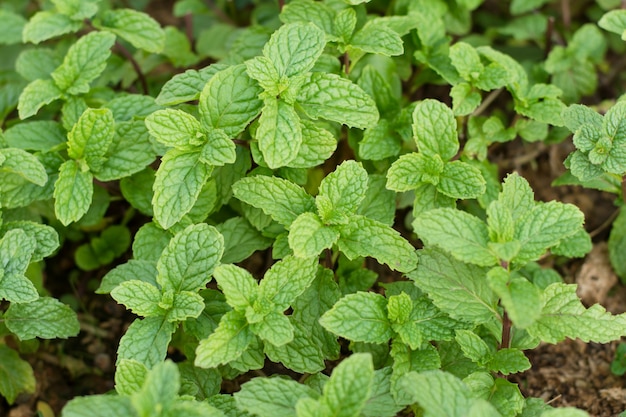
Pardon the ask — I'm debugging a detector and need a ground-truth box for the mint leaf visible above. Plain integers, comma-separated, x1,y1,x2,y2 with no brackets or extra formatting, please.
115,359,148,395
297,73,379,129
54,160,94,225
214,264,257,310
232,176,315,226
0,148,48,186
0,344,35,404
117,317,176,368
157,223,223,293
320,292,392,344
4,297,80,340
263,23,326,77
51,31,116,95
414,208,497,267
0,10,27,45
289,212,340,258
17,79,62,119
386,153,440,192
258,256,317,308
317,160,368,221
413,99,459,159
257,99,302,168
350,21,404,56
337,215,418,273
4,120,65,151
195,310,254,368
111,281,163,317
152,149,210,229
200,129,236,166
251,311,294,346
199,64,263,137
156,64,227,106
22,11,82,44
438,161,486,199
235,377,319,417
97,260,158,294
0,221,59,262
61,396,134,417
95,9,165,53
67,108,115,171
145,108,204,149
487,268,542,329
132,360,178,416
280,0,335,35
599,10,626,40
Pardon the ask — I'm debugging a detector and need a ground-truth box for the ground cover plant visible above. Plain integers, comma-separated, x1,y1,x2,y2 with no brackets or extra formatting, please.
2,0,626,415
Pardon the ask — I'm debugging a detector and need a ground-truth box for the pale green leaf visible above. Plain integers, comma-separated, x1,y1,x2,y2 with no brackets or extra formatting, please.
17,79,62,119
95,8,165,53
200,129,236,166
199,64,263,137
117,316,176,368
0,148,48,186
132,360,179,416
257,99,302,169
0,344,35,404
156,64,227,106
61,395,134,417
498,173,535,222
317,160,368,220
245,56,281,94
413,99,459,159
0,10,27,45
111,280,164,317
488,349,531,375
359,120,401,161
51,31,116,95
334,8,357,42
115,359,148,396
449,42,483,82
54,160,94,225
488,268,542,329
0,229,38,303
438,161,486,199
157,223,223,293
152,149,210,229
258,255,317,308
264,23,326,77
280,0,335,36
0,221,59,262
319,353,374,417
450,83,481,116
455,329,492,364
563,105,603,135
51,0,99,20
232,176,315,226
288,120,337,168
252,311,294,346
599,10,626,40
297,72,379,129
289,212,340,258
235,376,319,417
357,174,396,226
4,297,80,340
337,215,418,273
4,120,65,151
145,108,204,149
350,21,404,56
386,153,436,192
264,320,327,373
167,291,205,322
67,108,115,170
97,260,158,294
22,11,82,44
195,310,254,368
214,264,258,310
414,208,497,266
320,292,392,344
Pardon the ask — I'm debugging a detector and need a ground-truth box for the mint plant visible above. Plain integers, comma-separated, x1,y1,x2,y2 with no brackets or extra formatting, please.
2,0,626,416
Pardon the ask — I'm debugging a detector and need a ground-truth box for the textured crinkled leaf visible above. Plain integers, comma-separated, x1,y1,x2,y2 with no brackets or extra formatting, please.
156,64,227,106
337,215,418,272
0,221,59,262
104,94,161,122
245,56,281,94
258,255,317,308
599,10,626,40
195,310,254,368
450,83,481,116
488,268,542,329
334,8,357,41
0,10,27,45
395,296,461,348
54,160,93,225
67,108,115,170
22,11,82,44
214,264,258,310
95,8,165,53
289,212,340,258
4,297,79,340
609,207,626,280
51,31,116,95
132,360,179,416
498,173,535,222
357,174,395,226
0,229,38,303
386,153,436,192
289,120,336,168
438,161,486,199
319,353,374,417
167,291,205,322
199,129,236,166
251,311,294,346
61,395,134,417
0,152,60,209
350,21,404,56
514,201,584,263
235,376,319,417
488,349,531,375
17,79,62,119
4,120,65,151
257,99,302,168
317,160,368,220
527,283,626,343
216,217,272,264
178,362,221,400
117,317,176,368
264,23,325,77
359,120,401,161
455,329,492,365
15,48,61,83
152,149,210,229
264,320,327,373
111,280,163,317
232,176,315,226
51,0,99,20
413,99,459,159
0,148,48,186
199,64,263,137
551,228,592,258
320,292,392,344
279,0,335,36
115,359,148,396
145,108,204,148
157,223,223,293
0,344,35,404
409,248,499,324
414,208,497,266
449,42,483,82
297,72,378,129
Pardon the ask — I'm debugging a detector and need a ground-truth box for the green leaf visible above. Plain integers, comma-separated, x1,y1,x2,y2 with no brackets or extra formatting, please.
97,260,158,294
152,149,210,229
455,329,492,365
111,281,164,317
60,395,134,417
359,120,401,161
320,292,392,344
235,377,319,417
334,8,357,42
414,208,497,266
318,353,374,417
195,310,254,368
280,0,335,36
117,316,176,368
527,283,626,344
0,344,35,404
67,108,115,170
156,64,227,106
488,268,542,329
450,83,481,116
4,120,65,151
54,160,94,226
337,215,418,273
95,8,165,53
0,148,48,186
199,64,263,137
386,153,440,192
257,99,302,169
350,21,404,57
609,206,626,281
0,10,27,45
115,359,148,395
17,79,62,119
409,248,499,325
289,212,340,258
145,108,204,149
200,129,236,166
214,264,258,310
232,176,315,226
357,174,396,226
132,360,179,416
217,217,272,264
167,291,205,322
51,31,116,95
22,11,82,44
317,160,368,221
449,42,483,82
599,10,626,40
438,161,486,199
264,23,326,77
413,99,459,160
297,72,379,129
0,221,59,262
258,255,317,308
488,349,531,375
157,223,223,293
4,297,80,340
251,311,294,346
